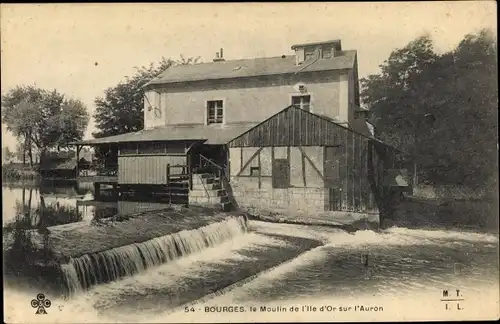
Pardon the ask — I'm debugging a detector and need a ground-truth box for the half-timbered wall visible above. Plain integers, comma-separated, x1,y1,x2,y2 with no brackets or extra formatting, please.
228,106,398,214
229,146,324,190
228,145,327,213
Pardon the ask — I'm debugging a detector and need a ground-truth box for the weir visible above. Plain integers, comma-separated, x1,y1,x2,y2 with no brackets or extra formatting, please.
60,216,247,295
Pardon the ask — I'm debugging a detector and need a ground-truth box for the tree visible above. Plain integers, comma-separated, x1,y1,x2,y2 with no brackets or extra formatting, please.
1,86,90,165
361,29,497,190
93,56,201,138
1,86,44,165
361,34,438,154
3,146,15,163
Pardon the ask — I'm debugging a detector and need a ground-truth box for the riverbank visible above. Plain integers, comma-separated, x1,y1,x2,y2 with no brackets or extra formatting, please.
6,205,245,262
384,196,498,232
2,163,40,180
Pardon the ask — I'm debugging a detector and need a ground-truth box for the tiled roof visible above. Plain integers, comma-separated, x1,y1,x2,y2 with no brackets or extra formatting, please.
145,50,357,86
71,123,260,145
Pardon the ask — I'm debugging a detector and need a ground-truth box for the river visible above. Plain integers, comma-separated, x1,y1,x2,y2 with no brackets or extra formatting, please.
3,183,499,322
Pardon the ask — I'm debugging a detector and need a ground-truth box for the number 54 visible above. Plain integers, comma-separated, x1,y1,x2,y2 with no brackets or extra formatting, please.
185,306,195,312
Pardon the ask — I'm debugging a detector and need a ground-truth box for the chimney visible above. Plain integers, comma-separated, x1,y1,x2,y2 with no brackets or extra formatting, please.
213,48,225,62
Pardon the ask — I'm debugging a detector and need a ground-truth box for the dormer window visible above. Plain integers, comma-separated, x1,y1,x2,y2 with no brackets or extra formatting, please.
292,39,342,65
322,45,335,59
304,47,316,60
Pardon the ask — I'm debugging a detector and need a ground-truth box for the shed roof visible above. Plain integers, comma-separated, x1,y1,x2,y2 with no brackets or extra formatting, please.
70,123,259,146
39,157,91,171
229,105,400,152
145,51,357,86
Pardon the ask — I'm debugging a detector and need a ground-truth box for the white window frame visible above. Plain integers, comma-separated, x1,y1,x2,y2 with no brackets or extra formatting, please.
290,93,313,113
321,45,335,59
205,99,226,125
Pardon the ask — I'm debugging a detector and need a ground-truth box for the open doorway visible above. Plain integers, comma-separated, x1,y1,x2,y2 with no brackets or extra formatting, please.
189,144,228,175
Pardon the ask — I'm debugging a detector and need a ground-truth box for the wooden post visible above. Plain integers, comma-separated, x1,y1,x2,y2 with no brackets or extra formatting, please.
227,148,230,182
413,161,418,187
22,187,26,214
258,150,261,189
187,154,193,191
94,183,101,200
166,164,170,186
76,145,81,180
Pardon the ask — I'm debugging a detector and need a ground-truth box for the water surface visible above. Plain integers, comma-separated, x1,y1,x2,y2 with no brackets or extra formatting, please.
3,183,499,322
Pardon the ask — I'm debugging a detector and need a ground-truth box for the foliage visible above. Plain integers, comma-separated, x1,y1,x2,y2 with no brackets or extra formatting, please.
3,146,15,163
93,56,201,138
1,163,39,180
4,201,83,234
361,29,498,190
1,86,90,165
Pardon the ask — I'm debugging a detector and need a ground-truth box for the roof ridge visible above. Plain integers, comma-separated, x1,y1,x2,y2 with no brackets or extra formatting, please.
188,54,295,64
145,50,357,87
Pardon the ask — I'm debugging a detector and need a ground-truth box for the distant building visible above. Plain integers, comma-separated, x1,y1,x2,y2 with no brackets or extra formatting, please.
72,39,412,221
39,151,92,180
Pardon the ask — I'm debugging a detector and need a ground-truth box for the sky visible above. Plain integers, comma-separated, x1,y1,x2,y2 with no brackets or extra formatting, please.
1,2,497,151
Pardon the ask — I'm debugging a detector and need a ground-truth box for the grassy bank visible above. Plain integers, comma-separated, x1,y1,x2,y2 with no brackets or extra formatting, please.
4,205,244,262
2,163,40,181
3,204,248,296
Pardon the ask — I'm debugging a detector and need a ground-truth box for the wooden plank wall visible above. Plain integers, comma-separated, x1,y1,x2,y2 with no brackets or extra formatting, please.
118,155,186,184
230,106,343,147
324,132,388,212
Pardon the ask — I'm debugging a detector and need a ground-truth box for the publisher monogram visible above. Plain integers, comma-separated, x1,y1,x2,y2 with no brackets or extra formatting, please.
31,293,52,315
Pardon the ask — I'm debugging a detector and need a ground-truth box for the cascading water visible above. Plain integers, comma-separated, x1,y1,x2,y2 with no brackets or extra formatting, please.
61,216,247,295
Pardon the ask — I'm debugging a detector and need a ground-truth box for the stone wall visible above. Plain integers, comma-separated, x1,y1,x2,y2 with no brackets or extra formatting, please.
230,183,327,214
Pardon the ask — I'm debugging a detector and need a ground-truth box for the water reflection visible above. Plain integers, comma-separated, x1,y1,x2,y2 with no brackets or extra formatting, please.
2,182,177,231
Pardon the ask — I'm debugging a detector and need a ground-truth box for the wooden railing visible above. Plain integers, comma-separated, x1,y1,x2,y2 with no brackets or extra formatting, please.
199,154,227,190
166,164,192,190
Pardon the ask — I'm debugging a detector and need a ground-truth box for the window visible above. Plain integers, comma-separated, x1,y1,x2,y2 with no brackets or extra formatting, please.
250,167,260,177
207,100,224,124
138,142,166,154
291,95,311,112
304,46,316,60
322,45,335,59
165,143,185,154
120,143,137,155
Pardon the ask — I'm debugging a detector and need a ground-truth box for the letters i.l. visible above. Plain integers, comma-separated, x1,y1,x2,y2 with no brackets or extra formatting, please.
445,303,463,310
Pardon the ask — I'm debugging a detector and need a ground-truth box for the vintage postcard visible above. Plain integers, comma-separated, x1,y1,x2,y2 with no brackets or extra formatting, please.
2,2,498,323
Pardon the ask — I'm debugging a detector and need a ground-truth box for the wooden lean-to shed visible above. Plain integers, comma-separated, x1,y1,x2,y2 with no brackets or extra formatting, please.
227,105,404,215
